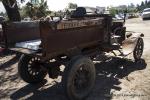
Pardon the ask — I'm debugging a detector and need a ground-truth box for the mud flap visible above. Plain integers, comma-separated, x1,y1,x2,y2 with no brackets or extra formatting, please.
122,33,144,55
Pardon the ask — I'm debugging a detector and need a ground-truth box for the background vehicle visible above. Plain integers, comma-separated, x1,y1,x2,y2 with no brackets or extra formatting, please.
113,14,124,20
142,8,150,20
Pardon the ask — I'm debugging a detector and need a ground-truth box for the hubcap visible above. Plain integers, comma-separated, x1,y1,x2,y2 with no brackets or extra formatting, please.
27,57,44,76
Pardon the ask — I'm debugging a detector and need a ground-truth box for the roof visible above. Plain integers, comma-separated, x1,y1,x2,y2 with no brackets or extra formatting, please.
144,8,150,11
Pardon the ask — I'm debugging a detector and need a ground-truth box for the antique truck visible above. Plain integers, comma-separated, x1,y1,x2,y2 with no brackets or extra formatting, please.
0,1,144,100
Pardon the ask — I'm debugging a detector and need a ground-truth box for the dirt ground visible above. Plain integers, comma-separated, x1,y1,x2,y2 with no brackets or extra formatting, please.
0,18,150,100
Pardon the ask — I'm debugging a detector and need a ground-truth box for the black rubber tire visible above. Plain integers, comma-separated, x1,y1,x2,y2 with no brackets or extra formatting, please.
63,56,96,100
18,54,47,84
133,38,144,61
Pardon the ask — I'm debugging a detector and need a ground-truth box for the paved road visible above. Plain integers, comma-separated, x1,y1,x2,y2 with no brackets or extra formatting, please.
0,18,150,100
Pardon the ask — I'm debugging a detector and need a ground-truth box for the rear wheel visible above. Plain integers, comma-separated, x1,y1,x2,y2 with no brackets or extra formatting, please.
133,38,144,61
63,56,96,100
18,54,47,84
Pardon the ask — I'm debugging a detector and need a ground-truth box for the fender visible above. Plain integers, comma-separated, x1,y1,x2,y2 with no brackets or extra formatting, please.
122,32,144,55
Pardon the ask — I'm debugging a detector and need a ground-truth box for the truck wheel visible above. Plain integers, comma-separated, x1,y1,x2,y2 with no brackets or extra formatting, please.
18,54,47,84
133,38,144,61
63,56,96,100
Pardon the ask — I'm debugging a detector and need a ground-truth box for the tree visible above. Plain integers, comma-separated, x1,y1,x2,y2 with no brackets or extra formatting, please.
141,1,145,10
0,0,49,21
36,0,49,18
68,3,77,9
147,0,150,7
145,0,148,5
21,0,49,19
109,7,117,17
136,0,150,11
1,0,21,21
128,3,135,8
21,2,36,18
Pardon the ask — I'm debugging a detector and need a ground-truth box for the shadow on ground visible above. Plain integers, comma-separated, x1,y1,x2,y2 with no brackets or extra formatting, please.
0,50,21,69
0,55,20,69
9,57,147,100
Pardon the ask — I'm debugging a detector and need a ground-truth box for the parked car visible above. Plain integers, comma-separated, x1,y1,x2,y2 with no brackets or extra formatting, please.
113,14,125,21
142,8,150,20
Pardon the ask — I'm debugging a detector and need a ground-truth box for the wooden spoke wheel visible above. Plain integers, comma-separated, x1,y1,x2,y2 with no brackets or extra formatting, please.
63,56,96,100
18,55,47,84
133,38,144,61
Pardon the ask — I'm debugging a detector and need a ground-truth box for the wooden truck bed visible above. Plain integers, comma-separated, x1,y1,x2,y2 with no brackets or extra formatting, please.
0,15,112,60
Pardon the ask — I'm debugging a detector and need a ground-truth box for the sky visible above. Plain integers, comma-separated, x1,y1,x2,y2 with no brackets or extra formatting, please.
47,0,144,11
0,0,145,12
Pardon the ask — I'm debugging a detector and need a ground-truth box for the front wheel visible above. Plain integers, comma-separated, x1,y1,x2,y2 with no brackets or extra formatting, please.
133,38,144,61
18,54,47,84
63,56,96,100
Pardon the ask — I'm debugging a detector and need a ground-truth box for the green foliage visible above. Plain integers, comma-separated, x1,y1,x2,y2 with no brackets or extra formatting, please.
109,8,117,17
68,3,77,9
109,4,137,17
20,0,50,19
137,0,150,11
108,3,142,19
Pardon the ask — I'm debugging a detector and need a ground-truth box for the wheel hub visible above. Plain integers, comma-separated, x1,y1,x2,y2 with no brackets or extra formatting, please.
74,65,91,93
27,57,44,76
135,39,143,59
